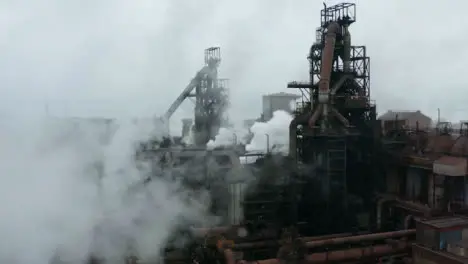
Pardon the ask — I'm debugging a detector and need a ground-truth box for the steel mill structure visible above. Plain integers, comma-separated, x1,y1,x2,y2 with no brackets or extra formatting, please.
85,2,468,264
287,2,378,235
162,47,229,146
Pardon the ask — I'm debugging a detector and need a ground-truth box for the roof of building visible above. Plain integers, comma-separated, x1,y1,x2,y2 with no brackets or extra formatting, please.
378,110,431,121
417,216,468,230
264,92,300,98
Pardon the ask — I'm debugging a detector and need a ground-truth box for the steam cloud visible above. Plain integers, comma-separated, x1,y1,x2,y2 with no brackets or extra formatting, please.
246,110,293,154
207,110,293,154
206,127,247,149
0,117,211,264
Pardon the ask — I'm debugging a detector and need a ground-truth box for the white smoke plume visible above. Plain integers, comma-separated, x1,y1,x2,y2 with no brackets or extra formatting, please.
0,117,211,264
246,110,293,154
206,127,247,149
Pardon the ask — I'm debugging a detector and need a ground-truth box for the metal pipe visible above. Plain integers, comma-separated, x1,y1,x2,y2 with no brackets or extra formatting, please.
330,74,352,95
404,215,414,229
289,119,298,159
330,107,350,127
304,241,410,263
233,231,370,250
246,242,410,264
223,249,235,264
343,25,351,73
308,104,323,128
377,198,394,230
317,22,340,104
307,21,340,130
305,229,415,248
321,103,328,131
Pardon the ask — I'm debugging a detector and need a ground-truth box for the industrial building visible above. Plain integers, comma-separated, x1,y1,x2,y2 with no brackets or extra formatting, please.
413,216,468,263
88,2,468,264
378,110,432,131
262,92,300,121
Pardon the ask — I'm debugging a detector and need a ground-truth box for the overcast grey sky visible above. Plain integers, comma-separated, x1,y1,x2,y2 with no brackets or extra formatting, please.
0,0,467,123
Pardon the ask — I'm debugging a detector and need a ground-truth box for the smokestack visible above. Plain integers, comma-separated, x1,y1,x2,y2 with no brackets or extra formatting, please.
182,118,193,138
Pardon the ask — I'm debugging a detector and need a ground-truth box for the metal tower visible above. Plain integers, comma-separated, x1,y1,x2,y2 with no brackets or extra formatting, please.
162,47,229,146
287,3,378,233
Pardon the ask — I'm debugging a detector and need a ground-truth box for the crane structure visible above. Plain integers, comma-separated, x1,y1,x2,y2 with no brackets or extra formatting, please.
162,47,229,146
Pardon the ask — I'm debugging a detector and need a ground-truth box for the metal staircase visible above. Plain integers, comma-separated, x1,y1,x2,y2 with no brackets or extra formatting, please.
326,137,348,208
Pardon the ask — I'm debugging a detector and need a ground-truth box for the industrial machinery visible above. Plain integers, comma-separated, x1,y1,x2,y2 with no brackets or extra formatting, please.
160,3,414,264
162,47,230,147
91,2,468,263
158,3,417,264
287,2,379,235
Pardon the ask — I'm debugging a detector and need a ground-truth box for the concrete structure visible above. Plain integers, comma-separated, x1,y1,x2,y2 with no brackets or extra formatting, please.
262,92,300,121
378,110,432,131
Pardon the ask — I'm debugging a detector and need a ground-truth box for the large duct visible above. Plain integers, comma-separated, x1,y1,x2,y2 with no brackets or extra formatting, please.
317,22,340,104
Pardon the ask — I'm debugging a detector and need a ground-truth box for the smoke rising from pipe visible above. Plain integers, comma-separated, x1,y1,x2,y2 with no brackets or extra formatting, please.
0,117,212,264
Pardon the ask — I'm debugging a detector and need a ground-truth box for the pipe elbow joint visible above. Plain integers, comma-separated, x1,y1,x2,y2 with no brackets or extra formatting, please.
327,22,341,34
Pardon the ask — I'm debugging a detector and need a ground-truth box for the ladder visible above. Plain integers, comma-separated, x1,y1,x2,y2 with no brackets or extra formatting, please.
326,137,347,208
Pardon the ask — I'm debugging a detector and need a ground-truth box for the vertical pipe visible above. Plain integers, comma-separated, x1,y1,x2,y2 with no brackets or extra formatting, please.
308,104,323,129
377,199,392,230
289,120,298,159
317,22,340,104
437,108,441,125
321,103,328,131
343,24,351,73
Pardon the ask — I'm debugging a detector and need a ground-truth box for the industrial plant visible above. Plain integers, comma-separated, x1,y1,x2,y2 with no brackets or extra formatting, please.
77,2,468,264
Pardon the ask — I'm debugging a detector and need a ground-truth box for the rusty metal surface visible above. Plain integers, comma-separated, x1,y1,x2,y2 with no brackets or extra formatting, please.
233,231,370,250
305,229,415,248
246,242,410,264
304,242,410,263
317,22,340,96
